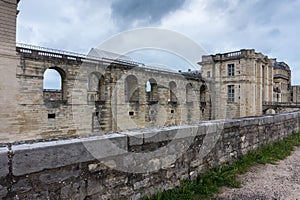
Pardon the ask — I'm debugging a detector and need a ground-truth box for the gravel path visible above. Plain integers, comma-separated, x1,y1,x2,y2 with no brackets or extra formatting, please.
218,147,300,200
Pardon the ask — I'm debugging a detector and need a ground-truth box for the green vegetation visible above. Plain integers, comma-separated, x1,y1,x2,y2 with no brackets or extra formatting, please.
143,132,300,200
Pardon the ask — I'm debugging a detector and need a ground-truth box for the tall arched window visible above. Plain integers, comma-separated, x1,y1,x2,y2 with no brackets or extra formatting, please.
88,73,106,102
169,81,177,103
146,78,158,102
125,75,139,102
186,83,193,103
88,73,99,92
200,85,207,108
43,68,64,100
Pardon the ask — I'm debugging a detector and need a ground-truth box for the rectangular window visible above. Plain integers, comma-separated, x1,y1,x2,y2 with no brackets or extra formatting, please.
207,71,211,78
228,85,235,103
48,113,56,119
129,111,134,116
228,64,235,76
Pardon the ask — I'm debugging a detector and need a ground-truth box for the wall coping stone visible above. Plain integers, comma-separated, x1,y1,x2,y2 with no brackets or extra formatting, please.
0,147,8,178
9,111,300,177
12,133,127,176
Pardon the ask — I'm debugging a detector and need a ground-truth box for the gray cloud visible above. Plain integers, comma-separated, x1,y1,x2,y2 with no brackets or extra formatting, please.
111,0,186,26
17,0,300,84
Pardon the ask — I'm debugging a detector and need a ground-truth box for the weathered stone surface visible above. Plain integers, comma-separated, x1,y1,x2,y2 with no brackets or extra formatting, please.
12,133,127,176
144,125,199,144
123,131,144,146
0,185,7,199
0,147,8,178
11,179,32,194
87,179,105,196
61,180,86,200
39,167,80,184
3,112,300,199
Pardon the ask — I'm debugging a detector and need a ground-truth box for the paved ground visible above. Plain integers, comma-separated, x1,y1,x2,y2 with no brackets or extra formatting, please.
218,147,300,200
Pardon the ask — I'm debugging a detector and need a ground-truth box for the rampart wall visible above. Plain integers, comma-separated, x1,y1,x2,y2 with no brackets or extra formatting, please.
0,111,299,199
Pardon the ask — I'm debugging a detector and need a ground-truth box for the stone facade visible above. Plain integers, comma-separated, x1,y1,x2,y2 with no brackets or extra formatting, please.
292,86,300,103
272,60,292,102
4,45,210,143
0,111,298,199
200,50,297,119
200,50,274,119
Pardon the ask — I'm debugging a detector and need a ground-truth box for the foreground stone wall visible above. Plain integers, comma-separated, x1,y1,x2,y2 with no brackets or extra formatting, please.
0,111,299,199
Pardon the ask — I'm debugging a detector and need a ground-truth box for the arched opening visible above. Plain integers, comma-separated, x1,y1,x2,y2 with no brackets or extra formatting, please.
264,108,277,115
169,81,177,103
43,68,65,100
88,73,106,102
200,85,207,108
186,83,193,103
146,78,158,102
125,75,139,102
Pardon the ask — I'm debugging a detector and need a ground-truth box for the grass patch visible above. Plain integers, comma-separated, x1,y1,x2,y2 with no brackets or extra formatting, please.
143,132,300,200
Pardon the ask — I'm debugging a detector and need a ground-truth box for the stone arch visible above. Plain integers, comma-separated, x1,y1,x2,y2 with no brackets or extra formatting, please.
43,67,66,100
125,75,139,102
87,72,106,102
146,78,158,102
200,84,208,108
168,81,177,103
186,83,193,103
263,107,277,115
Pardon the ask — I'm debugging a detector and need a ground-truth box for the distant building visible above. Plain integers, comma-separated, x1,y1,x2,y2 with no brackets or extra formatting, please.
272,60,292,102
292,86,300,102
199,49,297,119
199,49,273,119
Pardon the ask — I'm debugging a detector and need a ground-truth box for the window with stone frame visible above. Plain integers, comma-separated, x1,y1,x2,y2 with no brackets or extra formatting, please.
228,64,235,77
228,85,235,103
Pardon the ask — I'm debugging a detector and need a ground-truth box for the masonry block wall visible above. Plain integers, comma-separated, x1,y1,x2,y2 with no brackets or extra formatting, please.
0,111,298,199
0,0,20,136
5,48,211,143
292,86,300,102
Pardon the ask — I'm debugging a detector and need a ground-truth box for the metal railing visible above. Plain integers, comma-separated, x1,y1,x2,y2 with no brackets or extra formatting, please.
16,43,180,73
17,43,87,58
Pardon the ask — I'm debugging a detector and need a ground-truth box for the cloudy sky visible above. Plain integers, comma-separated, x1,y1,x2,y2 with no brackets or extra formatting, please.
17,0,300,84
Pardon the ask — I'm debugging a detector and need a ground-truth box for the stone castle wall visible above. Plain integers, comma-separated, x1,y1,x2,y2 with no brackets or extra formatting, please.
5,47,210,143
0,111,299,199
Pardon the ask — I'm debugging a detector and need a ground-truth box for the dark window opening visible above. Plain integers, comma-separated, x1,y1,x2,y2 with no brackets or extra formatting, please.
129,111,134,116
48,113,56,119
207,71,211,78
186,83,193,103
200,85,207,103
171,110,174,114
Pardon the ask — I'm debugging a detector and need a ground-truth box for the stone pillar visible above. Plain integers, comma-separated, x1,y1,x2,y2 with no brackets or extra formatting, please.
0,0,20,135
